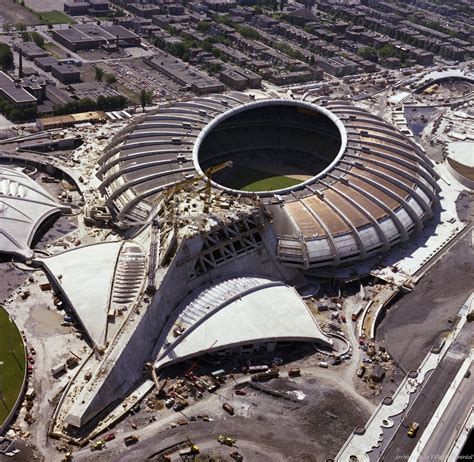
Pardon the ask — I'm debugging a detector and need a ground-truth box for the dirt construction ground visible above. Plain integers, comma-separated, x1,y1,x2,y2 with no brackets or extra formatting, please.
74,373,371,462
0,1,40,26
377,227,474,373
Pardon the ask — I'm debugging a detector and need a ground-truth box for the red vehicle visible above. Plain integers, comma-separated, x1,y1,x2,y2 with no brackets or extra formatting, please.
235,389,246,396
104,433,115,442
340,314,346,323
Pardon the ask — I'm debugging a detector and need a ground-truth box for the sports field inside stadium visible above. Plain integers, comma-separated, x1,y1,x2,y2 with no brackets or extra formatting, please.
0,306,26,426
215,165,307,192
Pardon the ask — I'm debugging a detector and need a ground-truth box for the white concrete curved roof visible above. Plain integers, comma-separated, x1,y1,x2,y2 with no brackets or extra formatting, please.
98,94,440,268
155,277,332,369
0,167,67,259
37,241,146,348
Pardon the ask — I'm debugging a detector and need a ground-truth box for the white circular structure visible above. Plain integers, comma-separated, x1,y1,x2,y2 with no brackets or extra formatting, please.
97,93,440,268
192,99,348,196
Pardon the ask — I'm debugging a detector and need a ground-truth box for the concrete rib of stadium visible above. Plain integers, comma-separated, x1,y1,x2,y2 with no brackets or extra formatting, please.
97,93,440,268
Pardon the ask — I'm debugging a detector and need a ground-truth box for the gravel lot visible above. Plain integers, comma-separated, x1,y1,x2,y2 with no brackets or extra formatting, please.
376,229,474,372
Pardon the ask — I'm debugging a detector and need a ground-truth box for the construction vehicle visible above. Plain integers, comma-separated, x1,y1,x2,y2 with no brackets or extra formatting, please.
242,365,268,374
124,435,139,446
357,364,366,378
251,369,279,382
201,378,217,392
223,403,235,415
407,422,419,438
90,440,105,451
352,306,363,321
66,355,79,368
288,368,301,377
178,443,200,456
165,397,175,408
217,435,236,446
211,369,225,380
173,399,188,412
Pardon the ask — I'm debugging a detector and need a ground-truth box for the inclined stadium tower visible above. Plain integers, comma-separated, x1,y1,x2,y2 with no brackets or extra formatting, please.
97,94,440,269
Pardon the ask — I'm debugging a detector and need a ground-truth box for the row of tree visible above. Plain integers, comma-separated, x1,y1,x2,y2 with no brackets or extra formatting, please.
53,95,128,115
95,67,117,85
0,95,36,122
0,44,14,70
357,44,408,64
21,31,45,49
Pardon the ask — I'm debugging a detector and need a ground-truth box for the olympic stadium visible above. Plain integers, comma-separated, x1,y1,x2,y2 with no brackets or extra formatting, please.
97,94,439,268
1,93,441,438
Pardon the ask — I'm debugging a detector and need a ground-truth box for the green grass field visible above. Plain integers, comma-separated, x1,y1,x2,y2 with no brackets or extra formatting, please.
36,10,75,25
0,307,26,426
220,166,303,192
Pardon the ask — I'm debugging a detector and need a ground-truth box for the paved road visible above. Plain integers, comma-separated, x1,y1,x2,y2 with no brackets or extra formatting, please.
380,326,471,461
418,362,473,461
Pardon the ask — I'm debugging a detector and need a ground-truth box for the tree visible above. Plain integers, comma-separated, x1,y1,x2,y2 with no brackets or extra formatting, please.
30,32,45,49
15,22,26,32
197,21,211,33
95,66,104,82
21,31,30,42
105,73,117,86
3,23,12,33
357,46,378,63
0,43,14,70
208,63,221,75
139,89,153,111
378,44,398,59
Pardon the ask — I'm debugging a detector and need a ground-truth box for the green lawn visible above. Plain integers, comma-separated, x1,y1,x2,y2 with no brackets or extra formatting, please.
36,10,75,25
0,306,26,426
218,166,303,192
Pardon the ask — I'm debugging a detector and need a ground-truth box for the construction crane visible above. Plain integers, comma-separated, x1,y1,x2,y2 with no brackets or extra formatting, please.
164,161,233,211
185,339,218,380
122,161,233,229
